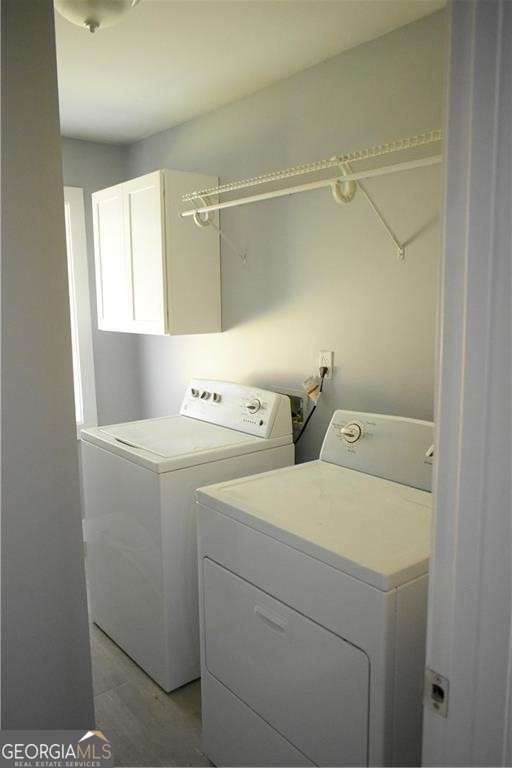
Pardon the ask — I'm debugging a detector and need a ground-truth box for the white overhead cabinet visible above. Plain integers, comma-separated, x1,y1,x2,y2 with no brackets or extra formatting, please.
92,170,220,335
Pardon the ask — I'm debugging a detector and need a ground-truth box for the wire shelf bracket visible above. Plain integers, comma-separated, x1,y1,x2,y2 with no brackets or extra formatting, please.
338,161,405,261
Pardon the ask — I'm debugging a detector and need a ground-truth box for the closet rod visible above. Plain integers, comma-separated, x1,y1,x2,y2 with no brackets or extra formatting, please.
181,128,442,202
181,154,442,219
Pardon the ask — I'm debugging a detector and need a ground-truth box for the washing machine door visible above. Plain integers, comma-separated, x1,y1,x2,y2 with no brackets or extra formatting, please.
203,558,369,767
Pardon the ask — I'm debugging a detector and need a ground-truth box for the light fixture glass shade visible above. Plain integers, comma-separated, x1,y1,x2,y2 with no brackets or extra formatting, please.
54,0,140,33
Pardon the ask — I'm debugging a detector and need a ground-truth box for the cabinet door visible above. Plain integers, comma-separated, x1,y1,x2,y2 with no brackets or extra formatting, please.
92,185,132,331
124,171,167,335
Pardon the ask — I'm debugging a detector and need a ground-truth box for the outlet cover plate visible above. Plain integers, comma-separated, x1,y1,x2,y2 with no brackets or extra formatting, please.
319,350,334,379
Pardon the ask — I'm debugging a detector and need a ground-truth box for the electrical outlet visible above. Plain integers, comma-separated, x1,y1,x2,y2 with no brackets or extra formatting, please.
319,350,334,379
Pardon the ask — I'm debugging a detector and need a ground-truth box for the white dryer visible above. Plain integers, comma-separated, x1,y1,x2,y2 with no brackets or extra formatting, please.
81,380,293,692
196,410,433,767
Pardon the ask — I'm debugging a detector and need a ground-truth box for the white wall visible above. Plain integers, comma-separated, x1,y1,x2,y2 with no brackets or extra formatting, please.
61,138,142,425
1,0,94,728
128,11,445,461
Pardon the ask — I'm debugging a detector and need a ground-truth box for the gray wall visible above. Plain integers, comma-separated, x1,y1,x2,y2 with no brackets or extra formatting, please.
127,11,445,461
61,138,142,424
1,0,94,727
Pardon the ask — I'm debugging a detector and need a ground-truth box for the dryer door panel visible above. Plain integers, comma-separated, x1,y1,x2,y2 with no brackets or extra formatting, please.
203,558,369,767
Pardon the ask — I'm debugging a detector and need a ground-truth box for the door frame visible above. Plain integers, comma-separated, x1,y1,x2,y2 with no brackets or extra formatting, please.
423,2,512,765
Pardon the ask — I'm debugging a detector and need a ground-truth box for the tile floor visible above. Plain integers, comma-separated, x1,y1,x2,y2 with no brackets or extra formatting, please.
91,623,211,767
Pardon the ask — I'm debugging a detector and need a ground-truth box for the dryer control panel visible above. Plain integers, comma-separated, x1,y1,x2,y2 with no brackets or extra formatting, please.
320,410,434,491
180,379,292,439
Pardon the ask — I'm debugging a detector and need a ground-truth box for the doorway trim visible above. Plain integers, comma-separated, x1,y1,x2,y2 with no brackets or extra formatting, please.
423,2,512,765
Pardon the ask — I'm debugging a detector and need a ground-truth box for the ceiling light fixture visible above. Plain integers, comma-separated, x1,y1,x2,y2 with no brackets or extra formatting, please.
54,0,140,34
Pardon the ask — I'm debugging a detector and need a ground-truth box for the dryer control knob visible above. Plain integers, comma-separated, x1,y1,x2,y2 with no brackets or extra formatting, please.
246,398,261,414
340,422,362,443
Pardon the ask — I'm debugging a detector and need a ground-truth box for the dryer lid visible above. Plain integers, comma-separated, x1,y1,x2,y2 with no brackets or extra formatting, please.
196,459,432,591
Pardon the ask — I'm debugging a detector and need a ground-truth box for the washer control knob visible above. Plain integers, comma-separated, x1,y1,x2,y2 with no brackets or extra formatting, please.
340,422,362,443
200,390,211,400
191,388,199,398
246,398,261,414
212,392,222,403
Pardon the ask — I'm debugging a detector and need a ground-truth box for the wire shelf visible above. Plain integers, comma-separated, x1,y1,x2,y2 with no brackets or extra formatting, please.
181,129,442,202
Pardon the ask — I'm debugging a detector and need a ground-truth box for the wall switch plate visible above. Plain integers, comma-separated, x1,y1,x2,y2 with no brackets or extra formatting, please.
319,350,334,379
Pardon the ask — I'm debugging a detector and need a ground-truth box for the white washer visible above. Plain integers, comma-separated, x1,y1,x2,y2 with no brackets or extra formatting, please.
196,410,433,767
81,379,293,692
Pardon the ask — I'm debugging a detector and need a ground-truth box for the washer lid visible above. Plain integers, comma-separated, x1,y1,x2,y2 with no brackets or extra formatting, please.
196,460,432,591
81,415,289,473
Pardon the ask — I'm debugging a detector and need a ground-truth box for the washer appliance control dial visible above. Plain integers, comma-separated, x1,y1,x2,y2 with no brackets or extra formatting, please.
340,422,362,443
246,398,262,414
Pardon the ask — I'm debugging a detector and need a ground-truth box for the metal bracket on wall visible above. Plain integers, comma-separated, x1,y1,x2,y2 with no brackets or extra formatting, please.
190,194,247,263
216,224,247,264
357,179,405,262
333,161,405,261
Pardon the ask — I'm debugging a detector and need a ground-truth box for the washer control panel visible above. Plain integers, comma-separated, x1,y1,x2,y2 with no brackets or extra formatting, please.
320,410,434,491
180,379,292,439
